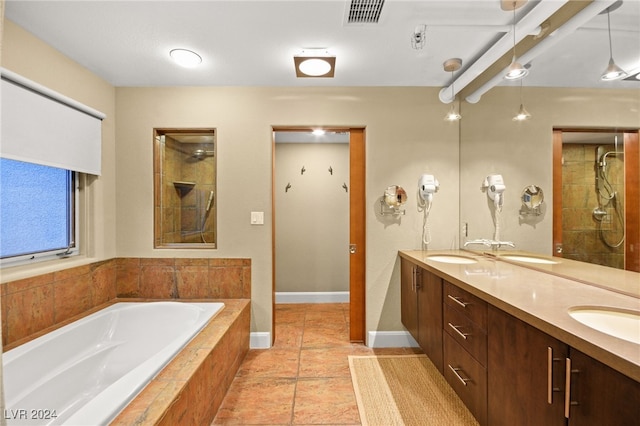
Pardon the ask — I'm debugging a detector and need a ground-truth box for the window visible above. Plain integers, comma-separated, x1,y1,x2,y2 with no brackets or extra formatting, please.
0,158,78,266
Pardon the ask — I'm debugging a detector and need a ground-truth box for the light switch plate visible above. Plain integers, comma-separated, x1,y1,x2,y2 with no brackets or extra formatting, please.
251,211,264,225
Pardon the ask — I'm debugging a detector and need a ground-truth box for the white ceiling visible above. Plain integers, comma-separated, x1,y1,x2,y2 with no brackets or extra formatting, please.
5,0,640,93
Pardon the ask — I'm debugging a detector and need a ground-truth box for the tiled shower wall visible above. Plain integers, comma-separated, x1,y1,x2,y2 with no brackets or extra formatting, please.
562,144,624,268
1,257,251,348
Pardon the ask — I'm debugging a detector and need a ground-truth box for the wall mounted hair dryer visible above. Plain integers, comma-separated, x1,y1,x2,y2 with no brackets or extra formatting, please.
483,174,505,209
418,174,439,203
418,174,439,246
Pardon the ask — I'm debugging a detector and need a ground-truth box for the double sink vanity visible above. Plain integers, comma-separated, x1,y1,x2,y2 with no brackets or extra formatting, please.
399,249,640,426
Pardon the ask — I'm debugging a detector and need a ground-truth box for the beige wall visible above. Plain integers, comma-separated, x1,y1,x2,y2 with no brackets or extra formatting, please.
275,143,349,293
114,86,460,335
1,20,117,282
460,87,640,255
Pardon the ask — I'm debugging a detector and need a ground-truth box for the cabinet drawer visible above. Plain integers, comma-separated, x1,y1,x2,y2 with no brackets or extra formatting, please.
444,333,487,425
444,303,487,366
444,281,487,329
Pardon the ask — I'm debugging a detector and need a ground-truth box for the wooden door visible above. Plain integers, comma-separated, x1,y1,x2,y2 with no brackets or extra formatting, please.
623,131,639,272
488,306,567,426
552,130,563,258
400,258,418,342
567,348,640,425
349,128,366,342
418,269,443,372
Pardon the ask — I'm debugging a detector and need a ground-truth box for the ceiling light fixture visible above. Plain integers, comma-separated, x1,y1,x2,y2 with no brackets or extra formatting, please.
600,3,628,81
513,79,532,121
169,49,202,68
443,58,462,121
505,2,529,80
294,49,336,78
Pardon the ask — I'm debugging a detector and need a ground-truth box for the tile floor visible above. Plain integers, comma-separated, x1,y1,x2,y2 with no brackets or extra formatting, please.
212,303,421,425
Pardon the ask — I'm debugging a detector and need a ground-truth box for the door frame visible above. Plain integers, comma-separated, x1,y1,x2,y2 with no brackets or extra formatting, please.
271,126,366,344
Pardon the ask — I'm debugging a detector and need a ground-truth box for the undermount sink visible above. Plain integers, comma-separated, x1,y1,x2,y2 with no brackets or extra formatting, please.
569,307,640,345
426,255,477,265
501,254,559,265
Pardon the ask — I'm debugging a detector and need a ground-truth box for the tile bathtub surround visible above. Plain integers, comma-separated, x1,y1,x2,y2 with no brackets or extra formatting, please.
1,259,117,346
111,299,251,425
116,257,251,299
1,257,251,347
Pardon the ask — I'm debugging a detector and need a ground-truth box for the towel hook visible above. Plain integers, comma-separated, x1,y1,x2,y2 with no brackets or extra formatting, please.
285,183,292,192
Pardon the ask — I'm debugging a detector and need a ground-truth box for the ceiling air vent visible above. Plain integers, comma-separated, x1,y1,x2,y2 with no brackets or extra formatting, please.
346,0,385,24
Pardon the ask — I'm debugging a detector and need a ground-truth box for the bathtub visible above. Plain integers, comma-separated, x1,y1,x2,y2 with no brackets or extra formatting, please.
3,301,224,425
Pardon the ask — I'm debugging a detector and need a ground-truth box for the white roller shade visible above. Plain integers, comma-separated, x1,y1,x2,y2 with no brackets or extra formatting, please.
1,69,105,175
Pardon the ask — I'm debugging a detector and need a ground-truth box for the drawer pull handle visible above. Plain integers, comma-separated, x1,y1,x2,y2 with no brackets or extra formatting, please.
547,347,563,404
448,365,471,386
564,357,580,418
447,294,469,308
448,323,469,340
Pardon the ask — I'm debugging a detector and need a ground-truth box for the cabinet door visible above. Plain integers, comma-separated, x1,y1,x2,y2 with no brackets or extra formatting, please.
444,333,487,425
418,270,443,372
488,306,567,426
567,348,640,425
400,258,418,341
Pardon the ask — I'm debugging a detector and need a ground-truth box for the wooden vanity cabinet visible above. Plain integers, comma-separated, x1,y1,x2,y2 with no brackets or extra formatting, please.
442,281,488,425
400,258,443,372
487,306,567,426
567,348,640,425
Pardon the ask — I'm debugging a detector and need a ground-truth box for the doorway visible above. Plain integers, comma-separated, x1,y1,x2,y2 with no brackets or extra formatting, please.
552,129,639,271
271,127,366,344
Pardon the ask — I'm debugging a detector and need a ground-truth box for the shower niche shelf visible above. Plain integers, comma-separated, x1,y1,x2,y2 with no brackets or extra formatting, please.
173,181,196,195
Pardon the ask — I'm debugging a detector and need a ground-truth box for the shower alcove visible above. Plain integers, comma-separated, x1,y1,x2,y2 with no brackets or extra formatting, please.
154,128,217,248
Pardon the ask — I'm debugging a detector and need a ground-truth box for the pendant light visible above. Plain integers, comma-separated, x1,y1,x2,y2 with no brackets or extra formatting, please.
504,2,529,80
600,4,628,81
443,58,462,121
512,79,531,121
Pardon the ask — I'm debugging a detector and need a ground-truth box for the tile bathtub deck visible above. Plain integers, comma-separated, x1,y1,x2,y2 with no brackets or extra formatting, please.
212,303,421,425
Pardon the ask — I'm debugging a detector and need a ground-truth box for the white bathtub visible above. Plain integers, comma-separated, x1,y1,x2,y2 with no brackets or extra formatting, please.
3,301,224,425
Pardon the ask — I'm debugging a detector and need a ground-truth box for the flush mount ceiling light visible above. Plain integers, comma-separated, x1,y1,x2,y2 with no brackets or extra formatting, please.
504,2,529,80
600,2,628,81
443,58,462,121
294,49,336,78
169,49,202,68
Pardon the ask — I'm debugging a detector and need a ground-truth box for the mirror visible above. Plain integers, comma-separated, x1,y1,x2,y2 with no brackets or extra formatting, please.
459,87,638,270
381,185,408,216
154,128,217,248
520,185,544,212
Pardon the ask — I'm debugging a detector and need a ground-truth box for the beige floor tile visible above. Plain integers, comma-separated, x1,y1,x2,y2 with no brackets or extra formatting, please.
213,377,295,425
292,377,361,425
236,348,300,378
298,346,372,378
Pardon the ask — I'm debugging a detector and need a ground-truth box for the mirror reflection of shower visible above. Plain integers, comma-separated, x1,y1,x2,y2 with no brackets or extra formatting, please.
593,136,625,248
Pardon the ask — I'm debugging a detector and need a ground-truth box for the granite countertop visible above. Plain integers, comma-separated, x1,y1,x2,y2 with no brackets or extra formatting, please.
398,249,640,382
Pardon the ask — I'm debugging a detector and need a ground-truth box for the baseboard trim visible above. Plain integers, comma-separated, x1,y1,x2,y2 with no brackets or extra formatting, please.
367,331,419,348
275,291,349,304
250,332,271,349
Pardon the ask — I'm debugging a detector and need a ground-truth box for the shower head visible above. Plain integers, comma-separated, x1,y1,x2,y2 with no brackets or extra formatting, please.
191,149,214,159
